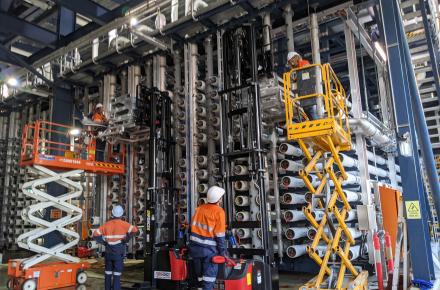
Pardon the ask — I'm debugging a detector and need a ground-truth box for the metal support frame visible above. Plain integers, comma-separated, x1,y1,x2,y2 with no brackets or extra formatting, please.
344,23,375,264
54,0,109,26
0,11,57,46
419,0,440,100
378,0,435,280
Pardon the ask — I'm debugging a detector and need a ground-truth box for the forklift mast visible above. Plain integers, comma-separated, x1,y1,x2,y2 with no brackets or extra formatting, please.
220,23,278,290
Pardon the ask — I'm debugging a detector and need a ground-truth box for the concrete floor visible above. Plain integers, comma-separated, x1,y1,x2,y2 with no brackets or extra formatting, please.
0,260,311,290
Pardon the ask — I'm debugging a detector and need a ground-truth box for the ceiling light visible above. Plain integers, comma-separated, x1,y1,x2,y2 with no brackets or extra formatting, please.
130,17,138,27
7,77,18,87
69,128,81,136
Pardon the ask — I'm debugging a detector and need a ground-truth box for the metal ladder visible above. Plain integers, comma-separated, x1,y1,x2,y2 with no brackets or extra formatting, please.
17,165,83,269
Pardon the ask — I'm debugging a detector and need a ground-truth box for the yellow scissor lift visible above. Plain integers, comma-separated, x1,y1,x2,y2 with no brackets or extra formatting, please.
283,63,368,290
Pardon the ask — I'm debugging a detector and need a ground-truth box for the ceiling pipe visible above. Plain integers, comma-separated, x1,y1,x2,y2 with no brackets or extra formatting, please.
349,118,394,147
129,28,169,50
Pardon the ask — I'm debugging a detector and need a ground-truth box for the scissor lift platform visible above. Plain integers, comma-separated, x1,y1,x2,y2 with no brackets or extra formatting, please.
19,120,125,175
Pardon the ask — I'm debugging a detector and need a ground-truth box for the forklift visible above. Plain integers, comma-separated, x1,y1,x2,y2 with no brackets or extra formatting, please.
142,23,279,290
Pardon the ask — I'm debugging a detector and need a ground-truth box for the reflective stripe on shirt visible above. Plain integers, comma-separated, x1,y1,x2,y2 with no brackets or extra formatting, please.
192,221,214,232
190,235,217,246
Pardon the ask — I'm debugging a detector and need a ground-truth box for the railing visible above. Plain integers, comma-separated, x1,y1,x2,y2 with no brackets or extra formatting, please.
20,120,125,174
283,63,351,136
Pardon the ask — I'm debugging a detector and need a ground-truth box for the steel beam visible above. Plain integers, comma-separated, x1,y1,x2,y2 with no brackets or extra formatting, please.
379,0,435,281
0,11,57,46
54,0,108,25
0,45,54,86
0,48,23,67
0,0,13,12
419,0,440,102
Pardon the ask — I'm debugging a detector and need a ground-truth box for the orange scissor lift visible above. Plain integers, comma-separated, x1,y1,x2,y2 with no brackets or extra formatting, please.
7,120,125,290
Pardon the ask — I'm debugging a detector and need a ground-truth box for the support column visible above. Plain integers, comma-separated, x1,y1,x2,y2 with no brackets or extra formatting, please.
345,23,375,264
379,0,435,280
185,43,199,220
205,36,216,186
310,13,324,118
284,5,294,52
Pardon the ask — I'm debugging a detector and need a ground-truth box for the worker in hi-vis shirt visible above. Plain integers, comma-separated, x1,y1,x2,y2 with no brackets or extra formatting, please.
189,186,227,290
94,205,138,290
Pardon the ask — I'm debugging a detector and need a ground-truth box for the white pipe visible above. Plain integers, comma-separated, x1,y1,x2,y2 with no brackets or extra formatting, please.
235,195,250,206
236,211,250,221
345,210,357,221
197,155,208,167
282,210,306,222
284,227,309,240
368,164,389,177
179,214,188,223
339,154,358,168
349,118,394,147
90,217,100,226
196,120,207,130
236,228,251,239
234,181,249,191
338,190,362,203
197,183,208,193
256,211,276,221
198,197,207,205
341,228,363,241
87,241,98,249
197,169,208,180
234,165,249,175
311,210,325,221
134,241,143,250
88,229,97,238
281,193,307,204
280,159,303,172
348,245,364,260
281,175,319,188
286,244,308,258
279,143,303,157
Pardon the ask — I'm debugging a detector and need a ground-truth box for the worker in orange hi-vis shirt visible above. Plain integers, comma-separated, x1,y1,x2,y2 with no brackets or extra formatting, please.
93,205,138,290
189,186,227,290
287,51,320,120
91,103,108,161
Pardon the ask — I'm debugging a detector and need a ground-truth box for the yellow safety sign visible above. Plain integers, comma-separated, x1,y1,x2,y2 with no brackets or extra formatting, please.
405,200,421,219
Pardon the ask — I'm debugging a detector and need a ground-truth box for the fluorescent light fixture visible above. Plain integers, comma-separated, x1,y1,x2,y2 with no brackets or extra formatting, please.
130,17,138,27
7,77,18,87
69,128,81,136
374,42,387,62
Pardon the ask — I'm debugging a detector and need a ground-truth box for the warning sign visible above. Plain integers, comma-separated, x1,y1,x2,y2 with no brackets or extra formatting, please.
405,200,421,219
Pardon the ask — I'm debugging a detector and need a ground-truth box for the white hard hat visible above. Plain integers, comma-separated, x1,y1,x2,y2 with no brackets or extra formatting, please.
112,205,124,218
96,103,103,109
207,186,225,203
287,51,300,62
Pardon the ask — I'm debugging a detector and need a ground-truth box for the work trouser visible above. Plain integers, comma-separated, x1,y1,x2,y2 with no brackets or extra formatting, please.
104,253,124,290
192,256,218,290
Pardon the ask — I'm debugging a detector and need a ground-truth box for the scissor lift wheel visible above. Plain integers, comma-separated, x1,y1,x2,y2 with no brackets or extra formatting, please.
77,271,88,284
21,280,37,290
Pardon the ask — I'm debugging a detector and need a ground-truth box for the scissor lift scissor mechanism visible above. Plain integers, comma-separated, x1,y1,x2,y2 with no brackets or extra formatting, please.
283,64,368,290
7,120,125,290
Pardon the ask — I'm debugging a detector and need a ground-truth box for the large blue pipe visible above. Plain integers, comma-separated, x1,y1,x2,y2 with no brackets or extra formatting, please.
394,0,440,225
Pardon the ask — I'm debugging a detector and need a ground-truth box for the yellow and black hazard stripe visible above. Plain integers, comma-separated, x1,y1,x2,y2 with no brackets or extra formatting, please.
93,162,124,169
